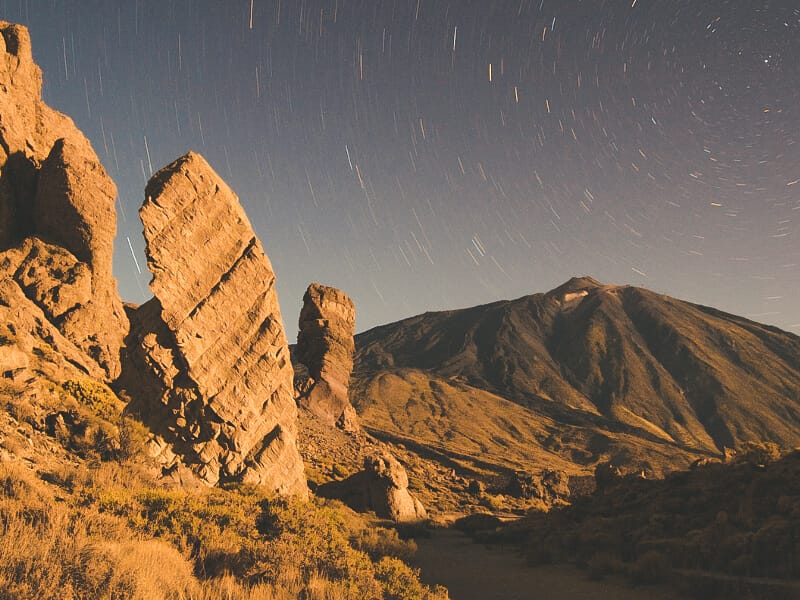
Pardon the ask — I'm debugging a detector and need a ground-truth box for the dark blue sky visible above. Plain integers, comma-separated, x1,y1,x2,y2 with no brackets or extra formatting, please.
5,0,799,339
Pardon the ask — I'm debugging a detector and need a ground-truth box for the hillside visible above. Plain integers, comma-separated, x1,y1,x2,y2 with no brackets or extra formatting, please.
478,444,800,598
352,277,800,480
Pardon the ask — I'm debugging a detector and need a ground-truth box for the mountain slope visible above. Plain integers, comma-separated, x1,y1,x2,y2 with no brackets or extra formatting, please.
351,277,800,477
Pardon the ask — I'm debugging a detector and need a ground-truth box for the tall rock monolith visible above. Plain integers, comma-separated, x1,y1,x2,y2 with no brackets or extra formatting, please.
120,152,307,496
294,284,359,432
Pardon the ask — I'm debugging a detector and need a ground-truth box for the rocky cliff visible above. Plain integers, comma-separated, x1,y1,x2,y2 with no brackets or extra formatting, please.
0,22,128,380
120,152,307,496
294,283,359,431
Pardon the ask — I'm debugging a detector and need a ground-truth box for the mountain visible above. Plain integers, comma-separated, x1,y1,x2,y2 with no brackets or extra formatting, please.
352,277,800,478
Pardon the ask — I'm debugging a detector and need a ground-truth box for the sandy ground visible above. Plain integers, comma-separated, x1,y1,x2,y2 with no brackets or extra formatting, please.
413,529,682,600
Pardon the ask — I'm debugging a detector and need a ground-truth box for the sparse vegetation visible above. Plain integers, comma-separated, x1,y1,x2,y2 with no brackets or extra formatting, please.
354,525,418,562
0,458,449,599
481,447,800,596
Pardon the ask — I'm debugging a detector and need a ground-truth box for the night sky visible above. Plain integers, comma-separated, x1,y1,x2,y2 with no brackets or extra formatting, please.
5,1,799,339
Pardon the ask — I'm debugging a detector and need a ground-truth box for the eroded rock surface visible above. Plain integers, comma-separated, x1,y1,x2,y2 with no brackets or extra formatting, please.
294,284,359,431
0,22,127,379
318,452,427,522
120,152,307,496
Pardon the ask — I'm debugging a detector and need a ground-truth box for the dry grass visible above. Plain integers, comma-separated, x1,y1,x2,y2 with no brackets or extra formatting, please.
0,327,449,598
0,458,449,600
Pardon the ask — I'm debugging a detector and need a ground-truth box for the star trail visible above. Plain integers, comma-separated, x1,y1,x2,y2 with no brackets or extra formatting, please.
5,0,799,338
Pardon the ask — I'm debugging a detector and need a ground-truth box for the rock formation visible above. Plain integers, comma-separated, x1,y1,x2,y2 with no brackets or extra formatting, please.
504,469,570,504
120,152,307,497
0,21,127,380
294,284,359,431
318,452,427,522
0,276,105,384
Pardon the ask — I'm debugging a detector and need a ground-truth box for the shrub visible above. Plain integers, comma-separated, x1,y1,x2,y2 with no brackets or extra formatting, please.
60,379,123,421
375,557,448,600
479,493,503,511
735,442,783,466
586,552,623,580
629,551,670,585
76,540,199,598
353,526,418,562
4,395,36,426
0,455,448,599
525,543,553,566
116,414,150,462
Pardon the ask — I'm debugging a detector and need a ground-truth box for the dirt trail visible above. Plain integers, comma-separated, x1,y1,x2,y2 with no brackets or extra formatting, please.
413,529,680,600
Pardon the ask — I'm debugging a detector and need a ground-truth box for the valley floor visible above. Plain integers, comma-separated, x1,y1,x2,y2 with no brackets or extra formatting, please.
412,529,681,600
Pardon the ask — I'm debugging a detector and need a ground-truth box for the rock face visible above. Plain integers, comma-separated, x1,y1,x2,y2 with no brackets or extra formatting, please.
120,152,307,496
0,277,104,384
318,453,427,522
294,284,359,431
0,22,127,380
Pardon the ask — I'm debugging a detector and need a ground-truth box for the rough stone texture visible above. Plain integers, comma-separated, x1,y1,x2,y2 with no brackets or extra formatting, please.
0,277,104,385
7,237,92,320
294,283,359,431
504,469,570,504
120,152,307,497
317,452,427,522
0,22,127,379
0,22,96,245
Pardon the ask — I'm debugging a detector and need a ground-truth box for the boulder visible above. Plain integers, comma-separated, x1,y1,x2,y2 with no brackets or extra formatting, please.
119,152,307,497
504,469,570,503
317,452,427,522
0,22,127,379
294,283,359,431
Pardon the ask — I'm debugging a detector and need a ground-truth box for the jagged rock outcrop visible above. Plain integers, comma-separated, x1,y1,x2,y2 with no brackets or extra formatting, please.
318,453,427,522
0,22,127,379
294,284,359,431
119,152,307,497
0,277,104,383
